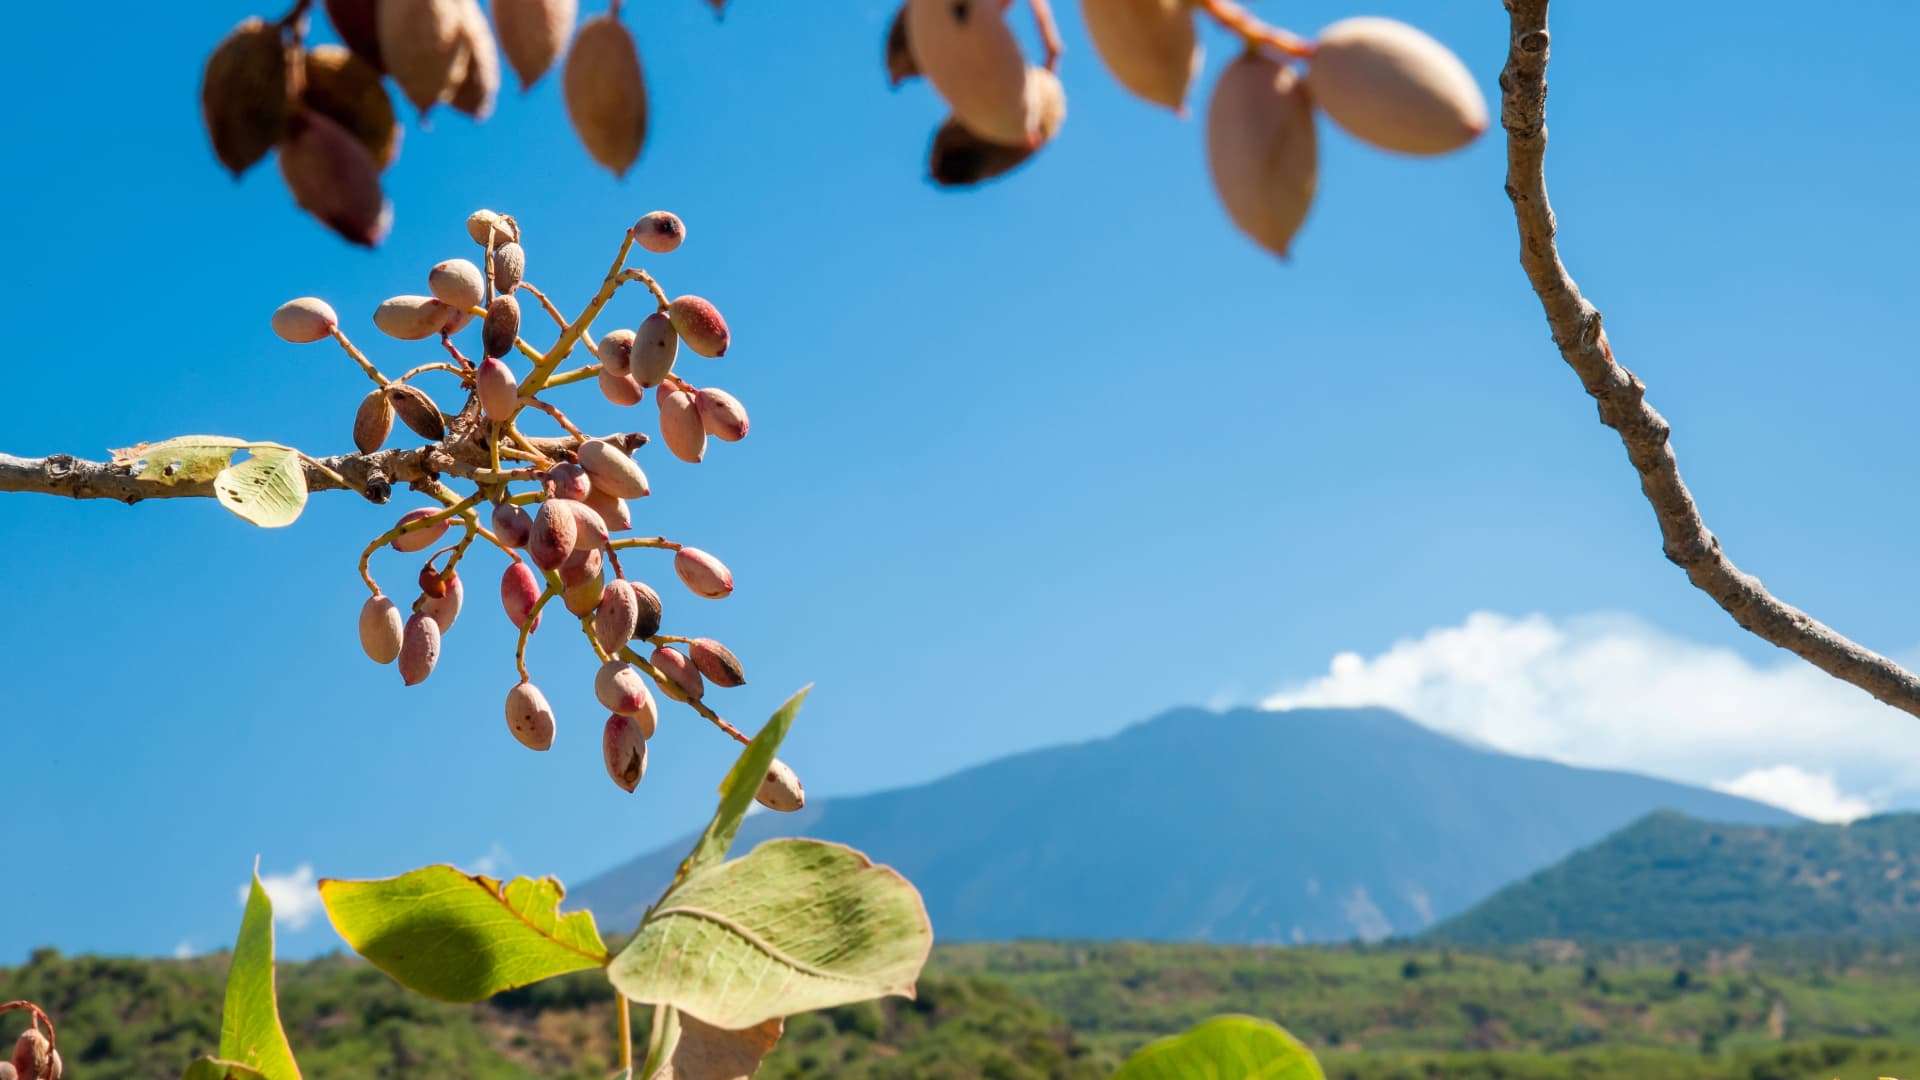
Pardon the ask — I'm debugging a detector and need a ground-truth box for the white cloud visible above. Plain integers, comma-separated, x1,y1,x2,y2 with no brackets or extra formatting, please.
173,940,197,960
1262,611,1915,817
242,865,323,931
1714,766,1872,823
469,843,512,877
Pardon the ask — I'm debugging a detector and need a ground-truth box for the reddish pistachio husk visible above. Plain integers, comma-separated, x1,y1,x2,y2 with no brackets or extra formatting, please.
326,0,384,68
495,0,577,89
418,568,464,631
202,17,290,177
632,579,664,639
1082,0,1200,112
650,644,704,701
399,612,441,685
390,507,450,551
279,110,393,247
755,758,806,812
1206,52,1317,259
302,43,401,170
358,593,404,664
564,14,649,176
387,382,448,440
593,577,640,652
577,438,650,498
667,295,729,357
353,387,395,453
428,257,485,310
272,297,338,343
547,461,591,501
629,210,685,253
374,295,454,340
505,680,556,751
559,496,611,549
674,546,733,599
12,1029,53,1080
658,386,706,463
598,365,644,406
1307,17,1486,156
483,293,521,359
490,240,527,293
466,208,519,245
500,560,543,629
599,327,636,376
378,0,468,113
632,311,679,387
583,488,633,531
491,499,532,548
689,637,746,687
694,387,749,442
595,660,654,718
476,356,518,421
885,4,919,86
559,545,603,590
602,713,650,792
563,569,607,616
529,498,579,570
418,562,451,599
450,0,501,119
904,0,1029,147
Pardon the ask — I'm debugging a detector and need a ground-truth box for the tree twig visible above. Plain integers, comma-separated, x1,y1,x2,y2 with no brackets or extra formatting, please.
1501,0,1920,718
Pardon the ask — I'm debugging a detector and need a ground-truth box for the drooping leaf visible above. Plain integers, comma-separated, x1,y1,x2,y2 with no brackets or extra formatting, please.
182,1058,271,1080
1111,1015,1325,1080
670,686,810,891
638,1004,681,1080
609,838,932,1030
220,868,302,1080
650,1013,783,1080
318,866,609,1002
213,445,309,527
110,436,248,485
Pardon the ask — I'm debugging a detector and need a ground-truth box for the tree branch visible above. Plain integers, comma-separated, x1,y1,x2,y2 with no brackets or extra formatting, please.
1501,0,1920,718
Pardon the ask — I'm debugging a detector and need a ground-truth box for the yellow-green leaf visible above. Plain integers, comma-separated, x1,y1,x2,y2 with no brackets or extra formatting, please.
111,435,249,485
182,1058,270,1080
669,686,809,892
220,869,302,1080
1111,1015,1324,1080
213,445,308,527
318,866,609,1002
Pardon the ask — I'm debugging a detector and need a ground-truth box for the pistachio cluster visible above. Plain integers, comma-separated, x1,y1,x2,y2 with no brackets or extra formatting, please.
275,208,803,810
1,1019,60,1080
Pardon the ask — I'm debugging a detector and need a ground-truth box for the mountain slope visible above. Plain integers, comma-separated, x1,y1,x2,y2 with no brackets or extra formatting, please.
575,706,1798,943
1433,810,1920,943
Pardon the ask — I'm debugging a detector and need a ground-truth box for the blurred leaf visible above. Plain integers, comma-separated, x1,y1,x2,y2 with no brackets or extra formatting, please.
669,686,809,892
219,869,302,1080
213,445,308,527
638,1004,681,1080
650,1013,783,1079
1111,1015,1324,1080
182,1058,270,1080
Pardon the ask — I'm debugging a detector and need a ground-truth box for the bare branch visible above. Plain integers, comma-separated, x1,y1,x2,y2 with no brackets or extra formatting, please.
1502,0,1920,718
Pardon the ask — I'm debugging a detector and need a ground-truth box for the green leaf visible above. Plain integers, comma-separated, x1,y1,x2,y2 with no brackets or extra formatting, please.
220,868,302,1080
1111,1015,1325,1080
213,445,308,528
608,838,932,1030
318,866,609,1002
670,686,810,891
182,1058,270,1080
111,436,248,485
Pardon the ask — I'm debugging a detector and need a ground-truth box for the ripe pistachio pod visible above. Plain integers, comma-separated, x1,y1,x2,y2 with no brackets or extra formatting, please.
563,569,607,616
564,14,648,176
928,115,1036,187
1207,52,1317,259
694,387,749,442
490,240,527,294
399,612,441,685
476,356,518,421
885,4,919,86
599,327,636,376
201,17,290,177
593,578,640,652
428,258,486,310
302,44,401,171
390,507,450,551
658,386,706,463
505,680,556,750
418,568,464,631
595,659,654,718
500,560,543,628
326,0,385,69
378,0,469,113
650,644,704,701
578,438,650,498
629,210,685,254
631,579,663,639
496,0,577,89
632,311,678,387
583,488,632,531
599,365,644,406
1308,17,1485,156
1082,0,1200,112
603,713,650,791
451,0,501,119
375,295,454,340
11,1031,51,1080
558,497,611,550
547,461,591,501
359,593,405,664
490,499,532,547
353,388,395,452
667,295,729,358
674,546,733,599
467,208,519,246
279,111,393,248
387,382,447,440
905,0,1030,147
689,637,746,687
483,293,521,359
559,544,603,589
755,758,806,812
272,297,339,343
0,1059,17,1080
529,498,578,570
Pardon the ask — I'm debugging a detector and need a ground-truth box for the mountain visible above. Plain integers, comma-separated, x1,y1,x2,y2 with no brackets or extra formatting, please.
1432,810,1920,943
574,706,1798,943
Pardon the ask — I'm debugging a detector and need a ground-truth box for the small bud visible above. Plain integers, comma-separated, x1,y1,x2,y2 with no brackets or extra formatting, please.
490,499,532,548
689,638,746,687
529,498,579,570
559,545,603,590
595,659,654,717
490,240,527,294
390,507,450,552
694,387,749,442
418,568,463,631
650,644,704,701
466,208,520,246
603,713,649,792
505,680,556,751
583,488,633,531
547,461,591,501
387,383,448,440
358,593,404,664
599,365,644,406
667,295,729,357
632,311,679,387
428,257,485,310
629,210,685,253
353,387,395,453
658,386,706,464
272,297,339,343
631,579,664,639
755,758,806,812
577,438,650,498
399,612,440,685
476,356,518,421
593,578,640,652
674,546,733,599
500,561,543,629
483,293,521,359
374,294,454,340
599,327,636,376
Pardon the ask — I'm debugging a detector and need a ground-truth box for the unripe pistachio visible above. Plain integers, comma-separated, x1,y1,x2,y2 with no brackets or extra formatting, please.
593,578,640,652
564,15,649,176
558,497,611,550
418,568,464,631
547,461,591,501
302,44,401,170
505,680,556,750
906,0,1030,146
583,488,633,531
500,560,543,628
694,387,749,442
529,498,578,570
450,0,501,120
577,438,650,498
1307,17,1486,156
632,311,679,387
563,570,606,616
387,382,448,440
1206,52,1317,259
667,295,729,357
598,365,644,406
272,297,339,343
495,0,577,89
559,545,603,590
202,17,290,177
629,210,685,253
755,758,805,812
674,546,733,599
490,240,527,294
1082,0,1200,112
358,593,404,664
0,1059,17,1080
467,208,520,246
631,579,664,639
658,386,706,463
689,638,746,687
650,644,704,701
603,713,650,791
390,507,450,551
353,387,394,453
375,295,453,340
483,293,521,359
595,659,654,717
476,356,518,421
490,499,532,548
11,1031,51,1080
279,110,393,247
428,258,486,310
599,327,636,377
399,612,440,685
378,0,468,113
441,306,474,335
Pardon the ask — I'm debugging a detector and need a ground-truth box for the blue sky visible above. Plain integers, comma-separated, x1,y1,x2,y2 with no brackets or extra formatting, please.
4,1,1917,960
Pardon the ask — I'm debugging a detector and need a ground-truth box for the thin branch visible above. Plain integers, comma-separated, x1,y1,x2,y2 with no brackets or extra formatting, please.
1501,0,1920,719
